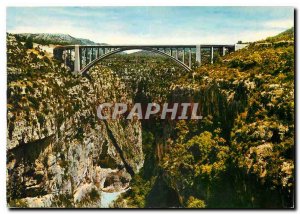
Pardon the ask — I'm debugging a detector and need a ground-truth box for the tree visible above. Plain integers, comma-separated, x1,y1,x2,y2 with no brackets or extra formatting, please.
187,196,206,208
24,37,33,49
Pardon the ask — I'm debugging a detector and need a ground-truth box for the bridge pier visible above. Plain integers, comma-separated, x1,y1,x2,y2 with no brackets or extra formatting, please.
175,49,178,60
196,45,201,66
74,45,80,74
63,50,67,66
222,46,226,56
182,49,185,64
85,48,88,65
95,48,98,59
88,49,92,63
210,47,214,64
188,48,192,68
79,47,82,69
91,48,94,61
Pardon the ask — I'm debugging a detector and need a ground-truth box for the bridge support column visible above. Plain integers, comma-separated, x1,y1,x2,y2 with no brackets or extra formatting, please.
188,48,192,68
79,48,82,69
85,48,88,65
67,49,71,64
222,46,226,56
89,48,92,63
196,45,201,66
210,47,214,64
74,45,80,74
91,48,94,61
182,49,185,63
175,49,178,59
63,50,67,66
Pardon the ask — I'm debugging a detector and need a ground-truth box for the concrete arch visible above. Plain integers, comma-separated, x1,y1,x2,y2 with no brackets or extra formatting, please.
80,47,192,75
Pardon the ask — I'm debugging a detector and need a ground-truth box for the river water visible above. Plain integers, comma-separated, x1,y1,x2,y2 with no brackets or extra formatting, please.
100,191,125,208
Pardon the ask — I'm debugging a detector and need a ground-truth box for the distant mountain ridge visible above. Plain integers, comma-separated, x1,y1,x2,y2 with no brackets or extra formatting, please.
13,33,107,46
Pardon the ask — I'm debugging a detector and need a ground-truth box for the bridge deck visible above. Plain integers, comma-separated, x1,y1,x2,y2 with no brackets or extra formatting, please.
54,44,236,50
53,43,247,74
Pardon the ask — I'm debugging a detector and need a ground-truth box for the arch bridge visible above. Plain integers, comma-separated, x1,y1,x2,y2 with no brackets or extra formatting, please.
53,44,245,74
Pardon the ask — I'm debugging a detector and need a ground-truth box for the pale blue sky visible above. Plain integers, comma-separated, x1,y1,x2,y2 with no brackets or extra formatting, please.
7,7,294,44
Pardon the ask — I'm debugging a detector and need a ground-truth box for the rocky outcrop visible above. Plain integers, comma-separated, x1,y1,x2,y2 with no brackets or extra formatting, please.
7,34,143,208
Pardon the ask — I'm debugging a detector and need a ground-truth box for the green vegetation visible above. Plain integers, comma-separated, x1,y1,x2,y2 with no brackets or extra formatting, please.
107,28,294,208
186,196,206,208
266,27,294,42
24,37,33,49
6,27,294,208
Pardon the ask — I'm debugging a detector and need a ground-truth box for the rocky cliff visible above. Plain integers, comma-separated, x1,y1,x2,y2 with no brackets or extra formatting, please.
7,34,143,208
6,27,295,208
107,28,294,208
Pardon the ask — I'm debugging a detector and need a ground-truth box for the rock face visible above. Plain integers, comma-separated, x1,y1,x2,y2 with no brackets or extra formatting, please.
7,34,144,208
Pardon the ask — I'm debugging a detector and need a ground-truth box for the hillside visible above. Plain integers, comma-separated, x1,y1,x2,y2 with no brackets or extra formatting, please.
6,27,294,208
7,34,143,207
266,27,294,42
108,27,294,208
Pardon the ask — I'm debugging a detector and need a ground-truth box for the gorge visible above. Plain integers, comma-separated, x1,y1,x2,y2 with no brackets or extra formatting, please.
7,28,295,208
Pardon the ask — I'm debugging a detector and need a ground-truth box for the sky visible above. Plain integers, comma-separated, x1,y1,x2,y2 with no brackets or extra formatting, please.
6,7,294,45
